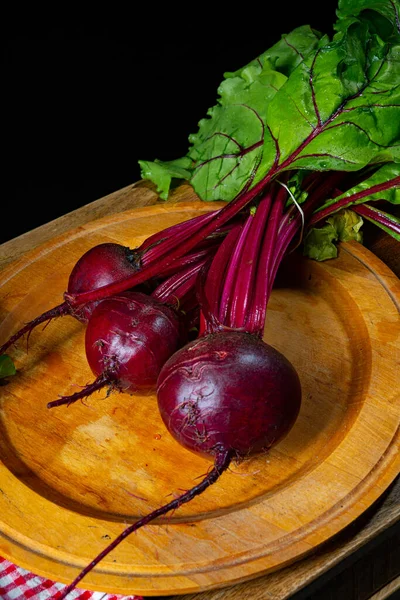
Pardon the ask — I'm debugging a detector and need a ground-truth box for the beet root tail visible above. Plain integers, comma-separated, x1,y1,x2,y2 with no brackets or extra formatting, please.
56,449,232,599
47,371,113,409
0,301,70,356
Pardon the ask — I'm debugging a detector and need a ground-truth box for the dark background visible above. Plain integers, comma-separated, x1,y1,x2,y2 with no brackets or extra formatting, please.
2,4,339,244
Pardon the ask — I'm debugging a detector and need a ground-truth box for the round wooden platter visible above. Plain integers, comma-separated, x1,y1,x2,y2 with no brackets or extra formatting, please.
0,197,399,598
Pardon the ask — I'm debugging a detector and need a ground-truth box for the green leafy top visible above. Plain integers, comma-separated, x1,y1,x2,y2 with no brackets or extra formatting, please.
0,355,16,379
335,0,400,42
140,0,399,204
303,208,364,260
139,25,327,200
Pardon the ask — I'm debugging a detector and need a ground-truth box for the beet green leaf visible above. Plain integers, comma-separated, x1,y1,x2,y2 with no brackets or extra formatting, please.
188,7,400,201
138,157,192,201
139,0,399,207
139,25,324,201
303,209,364,260
0,355,16,379
335,0,400,43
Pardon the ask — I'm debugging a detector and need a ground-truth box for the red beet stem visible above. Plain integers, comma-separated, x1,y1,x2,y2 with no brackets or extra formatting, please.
56,449,232,600
203,226,243,334
140,210,218,265
269,172,350,291
247,184,287,336
156,246,216,279
151,257,210,306
65,174,275,308
0,301,70,356
138,210,217,253
228,190,273,330
277,171,347,240
218,215,254,326
47,371,113,409
308,175,400,226
352,203,400,236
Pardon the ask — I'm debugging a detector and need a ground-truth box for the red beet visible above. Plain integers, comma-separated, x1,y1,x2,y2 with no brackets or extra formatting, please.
66,242,142,323
0,242,141,357
157,330,301,459
47,291,183,408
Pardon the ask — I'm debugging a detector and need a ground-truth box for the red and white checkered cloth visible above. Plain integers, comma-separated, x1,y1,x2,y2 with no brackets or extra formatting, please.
0,557,144,600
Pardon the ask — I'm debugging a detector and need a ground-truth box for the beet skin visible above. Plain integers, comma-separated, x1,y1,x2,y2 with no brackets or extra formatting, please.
157,330,301,459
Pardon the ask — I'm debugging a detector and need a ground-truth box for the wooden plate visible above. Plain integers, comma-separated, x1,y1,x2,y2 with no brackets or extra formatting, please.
0,197,399,597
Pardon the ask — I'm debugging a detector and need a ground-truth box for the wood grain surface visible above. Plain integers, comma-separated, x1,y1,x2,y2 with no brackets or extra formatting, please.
0,182,399,599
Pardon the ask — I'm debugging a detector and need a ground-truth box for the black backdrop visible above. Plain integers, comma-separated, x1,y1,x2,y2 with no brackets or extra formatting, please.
2,4,339,244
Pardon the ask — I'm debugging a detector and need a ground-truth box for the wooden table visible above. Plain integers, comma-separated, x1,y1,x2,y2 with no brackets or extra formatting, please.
0,181,399,600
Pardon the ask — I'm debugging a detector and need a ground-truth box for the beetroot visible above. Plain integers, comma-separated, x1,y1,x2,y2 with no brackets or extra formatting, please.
65,242,142,323
0,242,141,358
157,330,301,459
47,291,183,408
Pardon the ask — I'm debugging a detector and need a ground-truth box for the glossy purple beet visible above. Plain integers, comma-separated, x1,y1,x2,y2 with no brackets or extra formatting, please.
157,330,301,459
